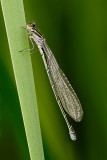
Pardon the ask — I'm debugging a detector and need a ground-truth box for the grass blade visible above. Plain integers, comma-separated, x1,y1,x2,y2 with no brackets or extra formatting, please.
0,0,44,159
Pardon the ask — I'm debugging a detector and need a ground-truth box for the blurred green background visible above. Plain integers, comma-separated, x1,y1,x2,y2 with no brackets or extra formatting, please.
0,0,107,159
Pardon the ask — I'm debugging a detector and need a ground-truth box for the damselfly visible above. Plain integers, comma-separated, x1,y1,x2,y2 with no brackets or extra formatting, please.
20,23,83,141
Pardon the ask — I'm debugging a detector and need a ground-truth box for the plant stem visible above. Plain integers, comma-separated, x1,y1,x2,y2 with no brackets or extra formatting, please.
0,0,44,159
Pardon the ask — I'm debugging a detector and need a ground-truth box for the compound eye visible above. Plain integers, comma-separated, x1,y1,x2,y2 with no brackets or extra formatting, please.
31,23,35,27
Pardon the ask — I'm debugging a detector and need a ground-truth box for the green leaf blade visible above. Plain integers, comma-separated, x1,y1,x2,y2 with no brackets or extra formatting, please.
1,0,44,159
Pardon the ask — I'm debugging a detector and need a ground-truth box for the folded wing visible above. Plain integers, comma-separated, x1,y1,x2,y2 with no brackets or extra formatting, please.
42,42,83,122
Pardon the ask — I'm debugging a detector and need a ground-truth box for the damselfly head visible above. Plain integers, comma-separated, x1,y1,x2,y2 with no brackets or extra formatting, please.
27,22,35,29
27,22,44,39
